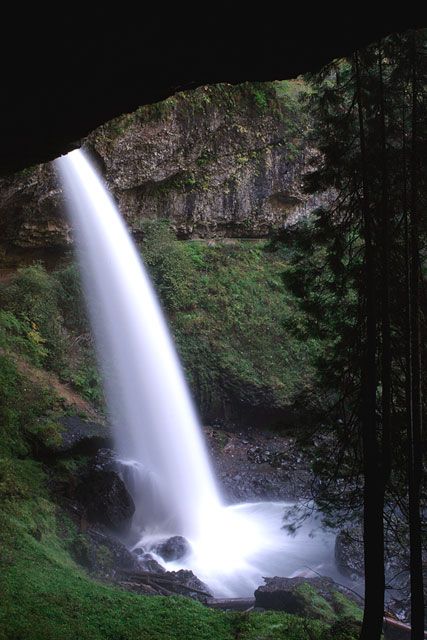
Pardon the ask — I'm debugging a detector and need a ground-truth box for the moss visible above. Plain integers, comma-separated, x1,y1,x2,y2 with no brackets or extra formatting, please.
0,403,234,640
331,591,363,622
17,164,38,179
231,610,327,639
247,83,272,111
138,223,323,420
294,583,336,623
96,544,115,571
0,264,66,370
196,151,214,166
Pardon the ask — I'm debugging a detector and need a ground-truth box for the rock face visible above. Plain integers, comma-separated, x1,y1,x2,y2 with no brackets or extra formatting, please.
0,81,327,258
335,527,365,579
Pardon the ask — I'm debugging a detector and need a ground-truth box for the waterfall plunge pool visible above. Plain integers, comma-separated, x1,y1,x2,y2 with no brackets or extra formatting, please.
127,497,348,598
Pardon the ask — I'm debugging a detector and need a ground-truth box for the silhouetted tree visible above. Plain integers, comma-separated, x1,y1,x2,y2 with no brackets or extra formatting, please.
280,29,426,639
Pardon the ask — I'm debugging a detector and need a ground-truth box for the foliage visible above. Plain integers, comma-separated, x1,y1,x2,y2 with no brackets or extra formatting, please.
0,264,65,370
274,78,313,142
0,264,102,407
231,611,328,640
250,84,270,110
0,309,48,366
140,222,323,421
0,354,59,458
284,29,426,637
55,263,88,335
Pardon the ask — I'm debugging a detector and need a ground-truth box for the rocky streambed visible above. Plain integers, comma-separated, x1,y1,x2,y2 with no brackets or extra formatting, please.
205,424,313,503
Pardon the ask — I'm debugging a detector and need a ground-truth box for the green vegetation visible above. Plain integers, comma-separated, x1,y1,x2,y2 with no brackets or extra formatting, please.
0,265,65,369
0,232,359,639
0,234,324,426
293,583,336,623
0,389,354,639
0,229,325,425
0,264,103,408
141,221,323,421
273,78,312,153
231,611,326,640
0,353,59,458
249,84,270,110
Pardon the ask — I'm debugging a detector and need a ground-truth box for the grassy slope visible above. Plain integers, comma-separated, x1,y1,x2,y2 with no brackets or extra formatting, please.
0,401,329,640
0,239,354,639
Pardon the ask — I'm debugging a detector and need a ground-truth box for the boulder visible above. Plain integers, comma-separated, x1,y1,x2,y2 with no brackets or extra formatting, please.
72,527,140,577
56,415,112,456
254,576,363,624
154,536,191,561
76,468,135,533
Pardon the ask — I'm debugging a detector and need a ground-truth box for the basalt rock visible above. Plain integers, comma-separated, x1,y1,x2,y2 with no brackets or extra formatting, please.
0,82,329,261
335,526,364,579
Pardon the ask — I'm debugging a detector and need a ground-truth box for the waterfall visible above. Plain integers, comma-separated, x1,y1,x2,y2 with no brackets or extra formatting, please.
56,149,221,539
57,148,351,598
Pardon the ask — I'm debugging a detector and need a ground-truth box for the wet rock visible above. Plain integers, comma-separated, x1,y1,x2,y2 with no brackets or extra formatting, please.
254,576,362,623
154,536,191,561
92,447,117,471
76,469,135,533
137,553,166,573
247,446,272,464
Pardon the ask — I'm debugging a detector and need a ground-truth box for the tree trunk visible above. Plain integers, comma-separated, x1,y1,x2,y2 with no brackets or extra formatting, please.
355,50,385,640
408,32,424,640
378,47,392,486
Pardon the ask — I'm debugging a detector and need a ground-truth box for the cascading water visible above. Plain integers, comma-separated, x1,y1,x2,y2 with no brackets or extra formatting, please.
56,149,221,539
57,149,352,598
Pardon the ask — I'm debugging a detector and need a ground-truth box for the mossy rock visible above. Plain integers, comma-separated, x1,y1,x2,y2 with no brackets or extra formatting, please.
254,577,363,625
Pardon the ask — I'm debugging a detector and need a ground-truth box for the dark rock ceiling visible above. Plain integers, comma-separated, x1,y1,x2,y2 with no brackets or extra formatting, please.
0,15,423,174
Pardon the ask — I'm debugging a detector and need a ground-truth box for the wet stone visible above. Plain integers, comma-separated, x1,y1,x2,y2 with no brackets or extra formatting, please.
154,536,191,561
